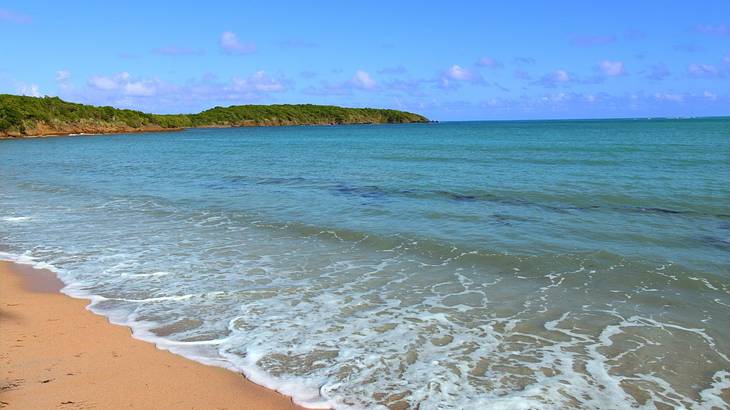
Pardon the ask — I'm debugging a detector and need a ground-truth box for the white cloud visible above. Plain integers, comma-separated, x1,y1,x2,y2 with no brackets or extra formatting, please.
688,63,720,78
541,92,570,103
124,81,156,96
17,83,41,97
351,70,377,90
302,70,380,96
535,70,573,88
220,31,256,55
703,91,717,100
88,75,120,90
230,70,285,92
85,72,159,97
654,92,684,102
477,57,503,68
695,24,730,36
71,71,287,111
646,64,670,81
438,65,485,89
598,60,625,76
446,65,477,81
553,70,570,82
56,69,71,82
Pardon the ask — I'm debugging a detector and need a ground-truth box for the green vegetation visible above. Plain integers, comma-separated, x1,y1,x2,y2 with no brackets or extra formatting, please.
0,94,429,137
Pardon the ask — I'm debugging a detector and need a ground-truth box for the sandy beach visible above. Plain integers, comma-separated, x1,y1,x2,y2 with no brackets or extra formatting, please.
0,260,304,409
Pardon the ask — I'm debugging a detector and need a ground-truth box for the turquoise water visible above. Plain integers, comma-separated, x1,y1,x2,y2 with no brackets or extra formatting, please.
1,119,729,409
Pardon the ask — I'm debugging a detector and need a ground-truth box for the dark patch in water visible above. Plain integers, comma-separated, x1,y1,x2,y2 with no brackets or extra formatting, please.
638,207,684,214
256,177,307,185
492,213,533,223
698,235,730,251
543,205,571,214
223,175,250,184
333,184,390,199
216,175,309,189
435,191,477,202
204,175,251,190
220,176,728,223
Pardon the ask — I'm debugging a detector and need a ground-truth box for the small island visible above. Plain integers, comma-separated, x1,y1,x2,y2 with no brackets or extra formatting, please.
0,94,429,138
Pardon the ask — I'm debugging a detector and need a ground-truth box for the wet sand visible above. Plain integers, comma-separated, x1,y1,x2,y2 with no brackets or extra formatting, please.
0,260,305,409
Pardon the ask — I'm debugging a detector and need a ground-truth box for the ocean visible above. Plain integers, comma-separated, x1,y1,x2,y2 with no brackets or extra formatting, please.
1,118,728,409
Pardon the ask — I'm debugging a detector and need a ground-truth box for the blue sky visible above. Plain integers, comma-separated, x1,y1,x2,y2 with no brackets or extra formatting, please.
1,1,729,120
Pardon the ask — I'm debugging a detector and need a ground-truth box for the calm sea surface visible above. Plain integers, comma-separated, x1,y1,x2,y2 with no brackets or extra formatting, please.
1,119,729,409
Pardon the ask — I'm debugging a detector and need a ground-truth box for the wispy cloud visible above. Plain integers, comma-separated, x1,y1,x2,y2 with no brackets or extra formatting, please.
124,81,157,96
220,31,256,55
0,8,31,24
88,73,126,91
645,64,670,81
654,92,684,102
703,90,718,100
17,83,41,97
535,70,572,87
598,60,626,76
302,70,379,96
377,65,407,75
351,70,377,90
153,46,204,56
229,71,286,93
63,71,289,113
674,43,704,53
687,63,723,78
439,65,483,89
476,57,503,69
302,83,352,97
513,69,531,80
513,56,536,65
445,65,479,81
87,72,162,97
695,24,730,36
56,69,71,82
383,78,427,96
570,34,616,46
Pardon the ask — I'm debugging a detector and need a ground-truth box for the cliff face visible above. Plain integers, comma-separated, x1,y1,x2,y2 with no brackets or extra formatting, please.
0,95,430,138
0,122,181,138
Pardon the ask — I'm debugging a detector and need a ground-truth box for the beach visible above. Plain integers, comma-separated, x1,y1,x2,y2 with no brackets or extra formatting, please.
1,120,728,408
0,260,304,409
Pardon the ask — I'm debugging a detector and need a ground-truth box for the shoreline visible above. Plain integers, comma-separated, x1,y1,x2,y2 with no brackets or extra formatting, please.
0,260,308,409
0,126,185,140
0,121,434,140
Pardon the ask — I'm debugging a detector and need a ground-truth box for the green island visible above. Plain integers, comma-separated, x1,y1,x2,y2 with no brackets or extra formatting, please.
0,94,429,138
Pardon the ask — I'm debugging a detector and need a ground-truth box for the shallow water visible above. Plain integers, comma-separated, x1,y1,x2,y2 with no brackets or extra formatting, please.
1,119,729,409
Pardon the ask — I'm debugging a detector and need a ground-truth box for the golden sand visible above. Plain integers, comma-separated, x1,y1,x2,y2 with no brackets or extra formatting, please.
0,260,304,409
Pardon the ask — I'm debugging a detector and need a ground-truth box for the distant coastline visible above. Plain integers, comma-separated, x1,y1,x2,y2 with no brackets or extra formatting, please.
0,94,430,139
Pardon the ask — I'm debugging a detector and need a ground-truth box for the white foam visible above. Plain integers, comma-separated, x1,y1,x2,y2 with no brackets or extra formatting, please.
2,235,728,409
0,251,61,274
697,370,730,409
124,271,171,277
1,216,31,222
